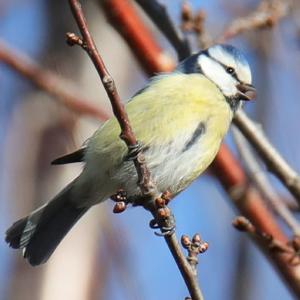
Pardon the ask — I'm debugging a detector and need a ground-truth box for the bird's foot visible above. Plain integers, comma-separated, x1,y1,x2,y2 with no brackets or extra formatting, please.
149,219,175,236
149,191,176,236
124,141,143,161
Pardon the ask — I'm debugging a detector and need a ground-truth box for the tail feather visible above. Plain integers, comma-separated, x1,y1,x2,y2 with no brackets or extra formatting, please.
5,183,88,266
5,217,30,249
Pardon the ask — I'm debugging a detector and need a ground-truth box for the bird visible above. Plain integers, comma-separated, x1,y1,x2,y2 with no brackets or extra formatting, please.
5,44,256,266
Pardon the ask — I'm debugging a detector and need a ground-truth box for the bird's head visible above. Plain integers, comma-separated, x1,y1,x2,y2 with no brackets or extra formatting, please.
177,44,256,110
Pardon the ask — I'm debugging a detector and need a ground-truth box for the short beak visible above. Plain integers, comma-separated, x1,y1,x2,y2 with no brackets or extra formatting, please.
236,83,256,101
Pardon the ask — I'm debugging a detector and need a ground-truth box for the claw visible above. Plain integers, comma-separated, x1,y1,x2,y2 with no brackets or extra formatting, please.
150,218,176,236
149,219,160,229
154,226,175,237
124,141,142,161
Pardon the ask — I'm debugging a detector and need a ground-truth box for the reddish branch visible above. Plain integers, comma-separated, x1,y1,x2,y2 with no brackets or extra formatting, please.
99,0,175,74
232,127,300,236
0,39,109,121
68,1,204,299
135,0,191,60
213,144,286,241
101,0,175,74
101,0,300,296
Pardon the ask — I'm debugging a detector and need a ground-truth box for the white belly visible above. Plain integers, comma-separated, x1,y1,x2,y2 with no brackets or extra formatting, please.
75,119,226,207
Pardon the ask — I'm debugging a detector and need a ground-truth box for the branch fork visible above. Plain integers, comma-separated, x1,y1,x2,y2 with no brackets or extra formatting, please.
181,234,209,275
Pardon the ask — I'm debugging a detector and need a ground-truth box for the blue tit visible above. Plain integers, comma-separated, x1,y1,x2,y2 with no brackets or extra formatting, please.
5,44,256,265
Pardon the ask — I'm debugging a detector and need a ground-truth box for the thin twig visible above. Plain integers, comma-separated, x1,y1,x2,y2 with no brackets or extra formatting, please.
68,1,204,299
233,216,300,265
181,234,209,276
218,0,292,42
111,190,205,299
164,234,204,300
0,39,109,121
234,110,300,206
216,0,300,224
232,126,300,236
149,195,204,300
180,2,212,49
134,0,191,60
286,199,300,212
101,0,175,75
233,216,292,253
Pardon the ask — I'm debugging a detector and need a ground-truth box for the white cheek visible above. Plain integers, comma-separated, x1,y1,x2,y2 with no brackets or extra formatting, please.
237,65,252,84
208,46,252,85
198,55,237,97
221,85,238,97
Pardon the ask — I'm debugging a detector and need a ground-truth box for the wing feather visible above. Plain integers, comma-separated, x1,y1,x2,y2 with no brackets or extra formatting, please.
51,148,86,165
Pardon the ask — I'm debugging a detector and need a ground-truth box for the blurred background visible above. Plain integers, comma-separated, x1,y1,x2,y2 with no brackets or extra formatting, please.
1,0,300,299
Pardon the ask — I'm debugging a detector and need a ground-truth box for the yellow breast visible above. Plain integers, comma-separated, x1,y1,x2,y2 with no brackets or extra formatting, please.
85,73,233,197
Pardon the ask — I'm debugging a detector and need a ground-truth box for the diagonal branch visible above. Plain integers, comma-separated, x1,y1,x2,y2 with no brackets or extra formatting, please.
68,0,155,196
234,110,300,205
102,0,175,74
232,126,300,236
68,1,204,299
0,39,109,121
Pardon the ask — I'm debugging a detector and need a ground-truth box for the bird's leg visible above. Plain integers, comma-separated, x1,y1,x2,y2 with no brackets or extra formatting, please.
149,191,176,236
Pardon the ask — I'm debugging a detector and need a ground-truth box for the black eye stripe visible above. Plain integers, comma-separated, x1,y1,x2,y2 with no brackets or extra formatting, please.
203,51,241,82
224,66,239,81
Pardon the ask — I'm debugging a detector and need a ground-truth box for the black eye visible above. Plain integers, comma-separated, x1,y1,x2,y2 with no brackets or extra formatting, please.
226,67,235,74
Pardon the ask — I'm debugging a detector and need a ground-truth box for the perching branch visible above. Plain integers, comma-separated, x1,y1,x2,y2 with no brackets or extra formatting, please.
0,39,109,121
149,195,205,300
232,127,300,236
68,1,205,299
234,110,300,206
68,0,156,197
